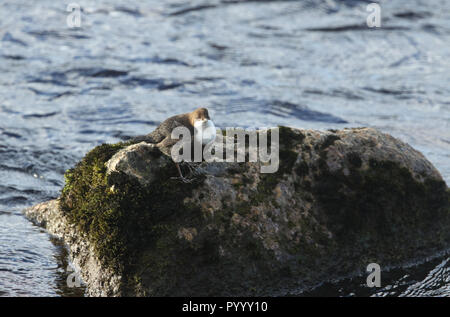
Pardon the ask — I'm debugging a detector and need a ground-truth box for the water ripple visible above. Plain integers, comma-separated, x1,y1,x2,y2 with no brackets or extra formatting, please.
0,0,449,296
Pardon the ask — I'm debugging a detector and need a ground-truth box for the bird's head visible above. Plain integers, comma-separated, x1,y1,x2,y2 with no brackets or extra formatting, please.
190,107,211,125
190,107,216,144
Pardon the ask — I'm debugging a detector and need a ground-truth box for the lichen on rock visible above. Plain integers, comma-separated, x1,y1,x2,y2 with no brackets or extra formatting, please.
24,127,450,296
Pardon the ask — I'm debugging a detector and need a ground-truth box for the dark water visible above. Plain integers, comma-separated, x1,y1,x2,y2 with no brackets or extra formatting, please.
0,0,449,296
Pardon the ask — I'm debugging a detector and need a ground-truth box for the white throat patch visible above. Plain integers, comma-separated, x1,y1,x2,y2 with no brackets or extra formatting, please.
194,120,216,145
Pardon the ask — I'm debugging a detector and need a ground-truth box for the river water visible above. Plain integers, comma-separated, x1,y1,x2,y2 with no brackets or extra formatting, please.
0,0,449,296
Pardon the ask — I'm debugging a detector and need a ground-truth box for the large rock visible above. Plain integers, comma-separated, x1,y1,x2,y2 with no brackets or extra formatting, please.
24,127,450,296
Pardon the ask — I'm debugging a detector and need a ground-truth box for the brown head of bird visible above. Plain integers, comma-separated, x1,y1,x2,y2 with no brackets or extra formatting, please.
189,107,211,126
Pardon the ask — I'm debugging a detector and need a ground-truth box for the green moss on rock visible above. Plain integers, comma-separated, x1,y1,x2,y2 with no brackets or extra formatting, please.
59,141,206,287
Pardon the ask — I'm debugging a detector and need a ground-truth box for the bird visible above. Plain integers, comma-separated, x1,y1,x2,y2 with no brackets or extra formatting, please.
130,107,216,182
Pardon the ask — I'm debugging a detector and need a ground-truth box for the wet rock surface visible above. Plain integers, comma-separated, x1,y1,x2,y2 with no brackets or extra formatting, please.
24,127,450,296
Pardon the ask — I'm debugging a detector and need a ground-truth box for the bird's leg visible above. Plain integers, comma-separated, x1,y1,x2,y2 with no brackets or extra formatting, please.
176,163,184,178
171,162,193,183
171,162,204,183
185,161,207,176
184,161,198,175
